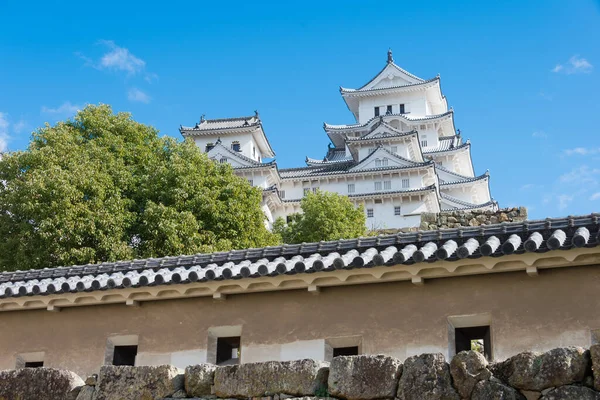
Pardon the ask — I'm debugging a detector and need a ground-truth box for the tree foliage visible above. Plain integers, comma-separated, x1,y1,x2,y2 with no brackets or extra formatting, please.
0,104,278,271
273,190,366,244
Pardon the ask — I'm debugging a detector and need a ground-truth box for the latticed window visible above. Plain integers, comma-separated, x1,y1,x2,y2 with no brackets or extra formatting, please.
205,143,215,152
280,190,285,199
367,209,374,218
220,158,227,163
303,188,310,196
231,141,241,152
375,159,382,167
248,179,253,186
402,178,410,188
390,146,397,153
374,107,380,117
374,181,382,191
312,187,319,194
382,158,389,167
384,180,391,190
399,104,405,114
394,206,401,216
386,105,393,114
348,184,355,193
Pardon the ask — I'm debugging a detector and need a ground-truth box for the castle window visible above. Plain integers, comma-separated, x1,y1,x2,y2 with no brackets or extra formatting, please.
368,147,376,154
303,188,310,196
231,142,241,152
112,345,137,366
386,105,393,115
399,104,405,114
375,159,382,167
366,209,374,218
374,181,382,191
280,190,285,199
421,140,427,147
394,206,401,216
382,158,388,167
448,313,493,361
216,336,241,365
248,179,253,186
220,158,227,163
205,143,215,152
391,146,398,153
15,352,45,369
374,199,382,204
312,187,319,194
374,107,380,117
420,124,427,130
383,180,391,190
24,361,44,368
333,347,359,357
402,178,410,188
348,184,355,193
104,335,138,366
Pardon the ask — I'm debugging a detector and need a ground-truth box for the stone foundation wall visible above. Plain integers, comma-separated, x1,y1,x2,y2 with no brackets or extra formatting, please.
420,207,528,231
2,345,599,400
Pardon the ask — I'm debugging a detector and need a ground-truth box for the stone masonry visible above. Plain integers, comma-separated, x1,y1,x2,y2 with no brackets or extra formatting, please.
420,207,528,231
1,345,599,400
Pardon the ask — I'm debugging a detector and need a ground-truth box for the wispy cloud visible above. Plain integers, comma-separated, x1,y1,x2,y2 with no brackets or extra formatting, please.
12,119,27,134
0,112,9,152
557,194,574,210
532,131,548,139
79,40,157,82
127,88,151,104
552,55,593,75
564,147,600,156
559,165,600,185
590,192,600,201
41,101,82,116
520,183,540,191
98,40,146,75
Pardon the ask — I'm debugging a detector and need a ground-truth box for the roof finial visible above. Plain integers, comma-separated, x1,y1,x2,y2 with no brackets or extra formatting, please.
200,114,205,123
387,48,394,64
254,110,259,118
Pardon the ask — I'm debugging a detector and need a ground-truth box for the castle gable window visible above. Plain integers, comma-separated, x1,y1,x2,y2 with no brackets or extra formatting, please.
231,141,241,152
205,143,215,152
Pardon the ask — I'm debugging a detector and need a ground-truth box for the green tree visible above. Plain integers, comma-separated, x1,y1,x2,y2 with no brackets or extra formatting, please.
273,190,366,243
0,104,278,271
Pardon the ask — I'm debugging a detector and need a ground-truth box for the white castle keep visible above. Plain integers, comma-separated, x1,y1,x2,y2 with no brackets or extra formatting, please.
179,50,496,230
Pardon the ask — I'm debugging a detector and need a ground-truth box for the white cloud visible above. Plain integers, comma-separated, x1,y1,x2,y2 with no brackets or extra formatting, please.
98,40,145,75
532,131,548,139
12,119,27,134
590,192,600,201
564,147,600,156
552,55,593,74
79,41,157,83
127,88,151,104
557,194,574,210
0,112,9,152
559,165,600,185
41,101,82,116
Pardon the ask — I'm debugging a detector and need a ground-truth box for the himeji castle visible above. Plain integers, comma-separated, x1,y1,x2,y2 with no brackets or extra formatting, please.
180,50,496,229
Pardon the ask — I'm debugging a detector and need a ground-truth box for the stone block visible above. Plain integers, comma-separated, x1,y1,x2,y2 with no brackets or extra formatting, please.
591,344,600,391
94,365,184,400
471,379,525,400
507,347,590,391
449,350,491,398
214,359,329,398
540,385,600,400
76,386,96,400
328,355,402,400
185,364,217,397
0,368,84,400
396,353,459,400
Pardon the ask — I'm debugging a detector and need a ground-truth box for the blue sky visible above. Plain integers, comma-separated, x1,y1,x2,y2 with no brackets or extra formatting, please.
0,0,599,219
